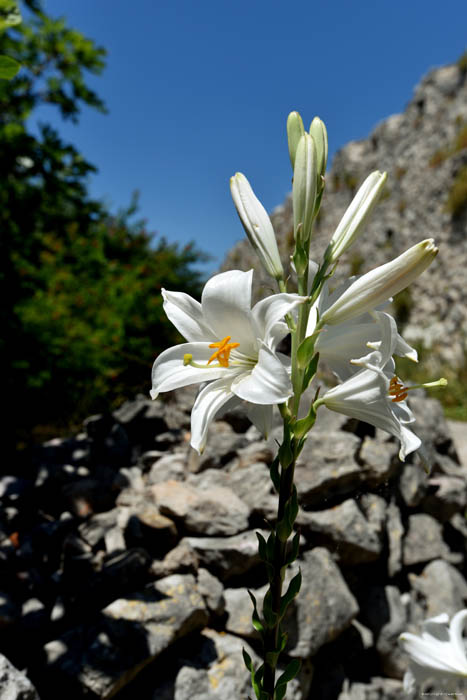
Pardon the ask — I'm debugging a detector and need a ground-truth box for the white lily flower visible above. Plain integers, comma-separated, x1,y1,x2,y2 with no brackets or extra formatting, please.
151,269,305,453
399,609,467,693
230,173,284,280
308,277,417,382
324,171,387,264
318,312,421,460
319,239,438,326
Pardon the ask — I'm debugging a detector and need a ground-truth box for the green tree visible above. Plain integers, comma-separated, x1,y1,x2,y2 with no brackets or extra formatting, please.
1,1,206,451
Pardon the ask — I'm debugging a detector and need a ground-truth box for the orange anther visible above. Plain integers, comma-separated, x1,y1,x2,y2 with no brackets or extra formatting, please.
208,336,240,367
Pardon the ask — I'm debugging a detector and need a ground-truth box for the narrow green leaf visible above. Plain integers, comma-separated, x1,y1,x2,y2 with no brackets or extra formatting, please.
243,648,254,672
243,649,264,699
255,664,265,698
269,456,281,491
275,683,287,700
287,487,299,529
276,658,301,688
248,590,265,635
302,351,320,391
297,330,320,370
286,531,300,565
0,55,20,79
256,531,267,561
279,570,302,619
266,531,276,561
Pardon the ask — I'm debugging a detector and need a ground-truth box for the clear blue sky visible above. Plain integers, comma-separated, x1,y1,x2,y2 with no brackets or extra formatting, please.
38,0,467,274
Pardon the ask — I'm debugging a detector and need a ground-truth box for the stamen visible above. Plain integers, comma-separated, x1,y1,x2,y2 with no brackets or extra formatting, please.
207,335,240,367
388,375,447,403
182,336,241,370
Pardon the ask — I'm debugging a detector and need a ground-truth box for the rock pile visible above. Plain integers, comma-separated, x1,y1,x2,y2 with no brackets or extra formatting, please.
1,388,466,699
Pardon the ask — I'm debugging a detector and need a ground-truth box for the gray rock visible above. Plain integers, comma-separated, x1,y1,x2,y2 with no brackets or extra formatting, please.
125,504,178,557
398,461,428,507
147,452,187,484
151,480,249,536
197,568,225,616
422,474,467,521
150,539,199,578
0,653,40,699
386,500,403,577
183,530,266,581
78,509,119,547
338,676,405,700
403,513,450,566
288,547,359,657
187,421,248,473
301,499,382,564
294,431,362,507
188,461,274,517
358,493,387,538
173,629,260,700
358,436,399,487
375,586,408,678
235,441,275,467
43,574,208,698
409,559,467,617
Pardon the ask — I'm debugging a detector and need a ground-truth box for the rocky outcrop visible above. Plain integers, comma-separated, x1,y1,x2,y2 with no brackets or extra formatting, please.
1,389,466,699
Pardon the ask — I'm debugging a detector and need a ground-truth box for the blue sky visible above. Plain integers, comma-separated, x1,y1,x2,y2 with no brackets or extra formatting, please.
38,0,467,273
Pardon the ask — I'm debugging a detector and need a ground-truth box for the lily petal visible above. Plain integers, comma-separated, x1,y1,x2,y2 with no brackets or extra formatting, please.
190,377,238,454
162,289,214,342
449,610,467,672
252,293,306,348
246,403,274,438
201,269,257,357
151,343,235,396
231,343,293,405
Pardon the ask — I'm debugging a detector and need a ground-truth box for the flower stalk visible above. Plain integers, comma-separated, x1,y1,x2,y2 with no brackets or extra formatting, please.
151,110,443,700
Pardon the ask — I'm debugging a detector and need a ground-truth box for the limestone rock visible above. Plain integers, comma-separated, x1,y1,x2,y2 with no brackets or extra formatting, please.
42,574,208,698
294,431,362,507
409,558,467,617
151,479,249,536
403,513,450,566
301,499,382,564
288,547,359,657
183,530,265,581
386,500,403,578
0,653,40,699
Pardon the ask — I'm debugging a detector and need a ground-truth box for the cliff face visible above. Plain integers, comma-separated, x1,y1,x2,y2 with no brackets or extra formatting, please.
222,61,467,371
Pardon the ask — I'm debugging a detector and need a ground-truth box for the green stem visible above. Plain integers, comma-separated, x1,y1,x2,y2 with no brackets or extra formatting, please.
262,448,298,698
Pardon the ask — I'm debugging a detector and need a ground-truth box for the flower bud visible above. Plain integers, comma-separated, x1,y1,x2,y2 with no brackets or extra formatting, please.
320,239,438,325
230,173,284,280
287,111,305,170
309,117,328,180
293,133,317,247
325,171,387,264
